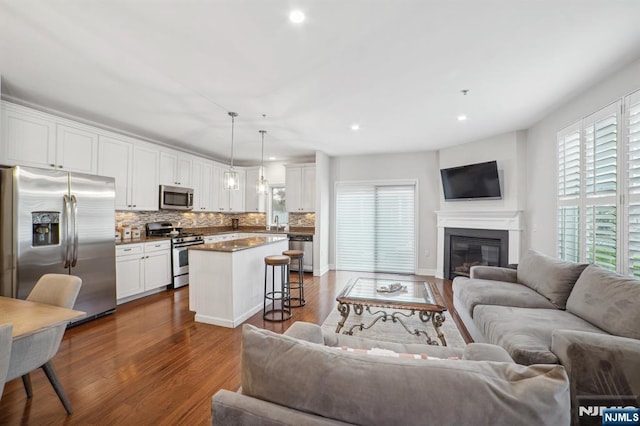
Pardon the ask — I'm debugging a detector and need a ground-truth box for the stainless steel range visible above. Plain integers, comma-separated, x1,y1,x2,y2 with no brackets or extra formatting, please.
146,222,204,289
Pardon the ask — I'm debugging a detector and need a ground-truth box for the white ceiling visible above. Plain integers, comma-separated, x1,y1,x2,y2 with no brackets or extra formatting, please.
2,1,640,165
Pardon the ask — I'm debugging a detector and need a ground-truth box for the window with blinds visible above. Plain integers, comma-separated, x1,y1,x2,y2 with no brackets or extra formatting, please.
583,105,618,271
336,183,416,273
557,88,640,277
557,124,581,262
625,90,640,277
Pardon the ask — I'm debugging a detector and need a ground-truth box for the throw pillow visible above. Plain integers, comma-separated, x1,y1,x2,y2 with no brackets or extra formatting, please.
566,265,640,339
517,249,588,309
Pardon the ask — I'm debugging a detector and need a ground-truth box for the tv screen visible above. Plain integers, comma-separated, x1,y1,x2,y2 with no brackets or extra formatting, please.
440,160,502,200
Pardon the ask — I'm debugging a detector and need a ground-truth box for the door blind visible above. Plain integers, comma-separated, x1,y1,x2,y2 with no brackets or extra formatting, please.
336,183,415,273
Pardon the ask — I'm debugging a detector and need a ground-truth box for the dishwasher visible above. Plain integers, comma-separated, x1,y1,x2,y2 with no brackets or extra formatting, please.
288,234,313,272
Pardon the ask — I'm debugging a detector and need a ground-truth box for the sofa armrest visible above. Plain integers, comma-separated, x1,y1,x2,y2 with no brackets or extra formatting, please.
470,265,518,283
463,343,514,363
551,330,640,425
212,389,350,425
283,321,325,344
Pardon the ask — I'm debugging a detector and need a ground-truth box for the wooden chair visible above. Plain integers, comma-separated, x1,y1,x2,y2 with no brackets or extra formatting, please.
0,323,13,401
5,274,81,414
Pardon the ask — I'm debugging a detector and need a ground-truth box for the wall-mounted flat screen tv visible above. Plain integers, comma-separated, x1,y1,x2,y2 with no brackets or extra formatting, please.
440,160,502,200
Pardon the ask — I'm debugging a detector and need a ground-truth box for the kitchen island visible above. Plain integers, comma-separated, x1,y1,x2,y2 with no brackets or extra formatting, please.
188,236,289,328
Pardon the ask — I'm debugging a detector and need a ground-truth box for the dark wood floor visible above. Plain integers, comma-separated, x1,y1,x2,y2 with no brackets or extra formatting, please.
0,271,468,425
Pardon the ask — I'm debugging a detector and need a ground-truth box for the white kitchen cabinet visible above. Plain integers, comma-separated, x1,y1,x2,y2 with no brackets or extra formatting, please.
98,137,159,211
159,150,193,187
56,124,98,174
245,167,266,212
212,163,246,212
115,240,171,301
98,136,132,210
143,241,172,291
0,102,97,172
115,244,145,299
204,233,238,244
285,164,315,212
192,159,214,211
130,145,160,210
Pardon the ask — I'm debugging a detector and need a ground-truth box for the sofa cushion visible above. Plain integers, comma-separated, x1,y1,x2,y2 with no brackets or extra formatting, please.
517,250,588,309
473,305,606,365
453,276,556,318
566,265,640,339
241,324,570,426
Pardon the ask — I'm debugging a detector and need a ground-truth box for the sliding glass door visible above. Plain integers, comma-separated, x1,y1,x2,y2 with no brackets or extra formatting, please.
336,183,416,273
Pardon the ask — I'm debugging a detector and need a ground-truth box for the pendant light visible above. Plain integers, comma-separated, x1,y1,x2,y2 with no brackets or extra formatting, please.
256,130,268,194
224,111,239,190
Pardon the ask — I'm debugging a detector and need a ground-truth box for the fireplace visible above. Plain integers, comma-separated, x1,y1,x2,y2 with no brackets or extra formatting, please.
444,227,509,279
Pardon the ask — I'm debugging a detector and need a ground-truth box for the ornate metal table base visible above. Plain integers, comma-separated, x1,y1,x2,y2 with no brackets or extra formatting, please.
335,303,447,346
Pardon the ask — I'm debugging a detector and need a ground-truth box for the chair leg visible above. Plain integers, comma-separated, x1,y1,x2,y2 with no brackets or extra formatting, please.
21,374,33,398
41,361,73,415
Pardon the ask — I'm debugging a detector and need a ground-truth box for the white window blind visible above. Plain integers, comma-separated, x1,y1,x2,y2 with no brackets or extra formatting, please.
336,183,415,273
583,104,619,271
625,90,640,277
557,90,640,276
557,123,581,262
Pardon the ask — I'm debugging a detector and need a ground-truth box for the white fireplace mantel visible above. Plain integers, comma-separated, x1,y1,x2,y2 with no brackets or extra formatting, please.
435,210,524,279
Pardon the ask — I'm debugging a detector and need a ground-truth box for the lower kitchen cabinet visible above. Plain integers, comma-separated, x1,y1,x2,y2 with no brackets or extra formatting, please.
115,240,171,302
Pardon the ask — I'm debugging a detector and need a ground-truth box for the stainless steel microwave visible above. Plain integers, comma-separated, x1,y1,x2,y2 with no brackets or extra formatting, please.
159,185,194,210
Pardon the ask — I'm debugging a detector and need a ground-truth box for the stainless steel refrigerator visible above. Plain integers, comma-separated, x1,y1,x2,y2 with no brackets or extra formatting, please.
0,166,116,323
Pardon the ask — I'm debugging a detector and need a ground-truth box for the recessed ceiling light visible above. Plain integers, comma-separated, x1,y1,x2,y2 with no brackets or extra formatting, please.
457,115,467,121
269,156,277,161
289,10,305,24
351,124,360,131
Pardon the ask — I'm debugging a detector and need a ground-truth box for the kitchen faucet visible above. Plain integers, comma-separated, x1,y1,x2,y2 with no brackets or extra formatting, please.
274,215,280,231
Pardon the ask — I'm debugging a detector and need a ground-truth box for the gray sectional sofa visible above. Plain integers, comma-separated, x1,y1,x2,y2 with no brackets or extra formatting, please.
212,322,570,425
453,250,640,424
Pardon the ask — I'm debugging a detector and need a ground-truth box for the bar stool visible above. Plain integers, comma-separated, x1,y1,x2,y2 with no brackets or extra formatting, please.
283,249,306,308
263,255,292,322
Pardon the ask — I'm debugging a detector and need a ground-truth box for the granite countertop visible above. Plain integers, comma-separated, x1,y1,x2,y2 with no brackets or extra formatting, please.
115,226,314,245
189,236,288,253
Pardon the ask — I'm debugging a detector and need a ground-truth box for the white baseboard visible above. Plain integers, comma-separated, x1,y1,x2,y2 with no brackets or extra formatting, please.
416,268,437,277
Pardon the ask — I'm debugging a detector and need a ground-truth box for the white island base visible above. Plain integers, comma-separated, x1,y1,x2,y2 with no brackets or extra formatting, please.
189,237,289,328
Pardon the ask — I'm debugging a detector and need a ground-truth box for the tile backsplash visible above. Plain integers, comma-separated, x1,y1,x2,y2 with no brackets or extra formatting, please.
115,211,315,232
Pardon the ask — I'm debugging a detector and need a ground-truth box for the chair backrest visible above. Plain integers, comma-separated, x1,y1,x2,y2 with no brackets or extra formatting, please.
0,323,14,398
27,274,82,309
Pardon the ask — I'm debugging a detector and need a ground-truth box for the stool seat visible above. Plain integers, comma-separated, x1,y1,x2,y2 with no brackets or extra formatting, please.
265,255,291,266
282,250,304,259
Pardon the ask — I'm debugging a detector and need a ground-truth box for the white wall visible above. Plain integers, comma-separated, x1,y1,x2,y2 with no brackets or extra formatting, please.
329,151,440,274
526,57,640,255
315,151,330,275
438,130,527,212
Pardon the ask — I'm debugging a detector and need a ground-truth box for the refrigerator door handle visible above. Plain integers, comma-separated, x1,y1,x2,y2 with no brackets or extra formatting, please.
71,194,79,267
63,194,72,268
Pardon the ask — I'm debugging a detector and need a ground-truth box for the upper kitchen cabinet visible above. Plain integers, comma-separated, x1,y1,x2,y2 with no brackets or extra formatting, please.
191,158,214,211
245,167,266,213
56,124,98,174
159,149,193,188
98,136,159,211
212,163,246,212
1,102,97,173
285,164,315,212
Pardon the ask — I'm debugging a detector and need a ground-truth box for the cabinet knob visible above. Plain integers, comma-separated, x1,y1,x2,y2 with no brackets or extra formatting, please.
133,205,137,207
58,165,63,168
50,164,55,167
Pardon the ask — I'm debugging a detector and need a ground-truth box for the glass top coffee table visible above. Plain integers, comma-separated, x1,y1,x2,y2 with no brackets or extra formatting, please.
335,277,448,346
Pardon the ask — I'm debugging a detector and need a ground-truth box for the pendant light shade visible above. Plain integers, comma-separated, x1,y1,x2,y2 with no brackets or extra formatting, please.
224,111,239,190
256,130,268,194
